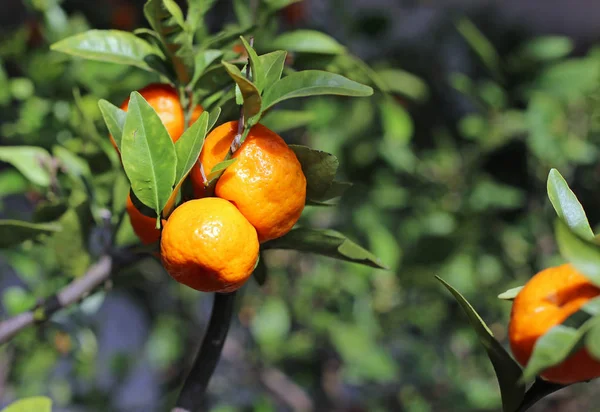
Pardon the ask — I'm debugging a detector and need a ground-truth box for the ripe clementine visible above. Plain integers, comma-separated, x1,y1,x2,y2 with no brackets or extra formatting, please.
190,121,307,242
160,197,259,293
126,194,162,245
509,263,600,384
109,83,185,152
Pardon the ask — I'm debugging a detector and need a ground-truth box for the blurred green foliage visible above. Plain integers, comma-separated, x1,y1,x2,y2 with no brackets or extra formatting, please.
1,1,600,412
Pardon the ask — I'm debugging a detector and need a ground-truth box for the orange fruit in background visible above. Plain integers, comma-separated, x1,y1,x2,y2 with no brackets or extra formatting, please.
160,197,259,293
190,104,204,125
126,194,163,246
508,263,600,384
109,83,185,152
190,121,307,243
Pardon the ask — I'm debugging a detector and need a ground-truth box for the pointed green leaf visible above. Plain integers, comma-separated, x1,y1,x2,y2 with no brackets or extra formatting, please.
203,25,256,50
1,396,52,412
208,107,221,131
289,145,339,201
240,36,265,92
98,99,127,152
233,0,253,28
190,49,223,88
547,168,593,240
376,68,430,103
222,61,261,120
318,181,353,201
262,70,373,112
0,146,51,187
437,276,526,411
50,30,158,71
186,0,218,33
261,109,315,133
380,96,413,145
174,111,208,185
498,286,523,301
207,158,237,181
53,146,91,179
271,30,346,55
144,0,193,83
121,92,177,214
260,50,287,87
555,219,600,287
0,220,61,248
263,228,387,269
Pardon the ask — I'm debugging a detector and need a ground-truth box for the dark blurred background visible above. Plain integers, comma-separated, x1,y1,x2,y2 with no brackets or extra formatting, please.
1,0,600,411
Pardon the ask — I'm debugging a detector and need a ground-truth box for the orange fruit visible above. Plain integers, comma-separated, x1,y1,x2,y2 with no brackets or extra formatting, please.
190,121,306,242
190,104,204,125
160,197,259,293
126,194,162,245
110,83,185,152
509,263,600,384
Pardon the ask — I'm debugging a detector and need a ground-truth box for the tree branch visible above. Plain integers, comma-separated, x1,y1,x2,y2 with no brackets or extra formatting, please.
172,292,237,412
0,249,145,345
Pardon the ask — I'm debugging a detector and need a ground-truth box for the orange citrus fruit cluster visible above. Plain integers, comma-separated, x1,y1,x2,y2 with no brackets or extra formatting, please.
508,263,600,384
112,84,307,293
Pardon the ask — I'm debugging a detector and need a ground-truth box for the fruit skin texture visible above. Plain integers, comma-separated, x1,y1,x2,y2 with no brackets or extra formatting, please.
126,194,161,245
191,121,307,243
109,83,185,151
509,263,600,384
160,197,259,293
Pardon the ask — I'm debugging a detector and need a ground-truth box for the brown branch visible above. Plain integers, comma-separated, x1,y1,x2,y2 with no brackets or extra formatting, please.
260,367,314,412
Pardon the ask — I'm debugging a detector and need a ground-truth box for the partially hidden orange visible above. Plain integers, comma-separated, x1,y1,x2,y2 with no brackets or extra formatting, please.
190,121,306,242
126,194,163,246
160,197,259,293
509,263,600,384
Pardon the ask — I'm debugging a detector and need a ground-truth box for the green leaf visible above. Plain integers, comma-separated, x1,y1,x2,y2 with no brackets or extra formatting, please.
0,146,52,187
53,146,91,180
240,36,265,92
455,17,503,82
289,145,339,201
521,316,600,382
547,168,593,240
262,70,373,112
498,286,523,301
233,0,253,28
1,396,52,412
555,219,600,287
121,91,177,215
208,107,221,131
190,49,223,88
271,30,346,55
48,190,92,277
222,61,261,120
259,50,287,87
174,111,208,184
263,0,302,12
144,0,193,83
2,286,36,316
251,297,291,349
207,159,237,181
261,109,315,133
436,276,526,412
380,96,413,145
186,0,218,33
585,321,600,360
0,220,61,248
517,36,574,62
0,170,29,197
263,228,387,269
50,30,158,72
98,99,127,152
376,68,430,103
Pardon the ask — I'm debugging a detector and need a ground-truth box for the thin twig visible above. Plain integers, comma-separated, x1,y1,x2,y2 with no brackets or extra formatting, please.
171,292,237,412
260,367,314,411
0,249,145,345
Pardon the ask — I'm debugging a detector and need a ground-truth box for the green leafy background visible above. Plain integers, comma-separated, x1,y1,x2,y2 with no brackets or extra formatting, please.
2,0,600,411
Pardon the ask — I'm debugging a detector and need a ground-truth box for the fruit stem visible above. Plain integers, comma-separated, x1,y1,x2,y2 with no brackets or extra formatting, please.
230,37,254,154
171,292,237,412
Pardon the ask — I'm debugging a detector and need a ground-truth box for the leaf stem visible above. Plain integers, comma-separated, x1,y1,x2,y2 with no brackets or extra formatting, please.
171,292,237,412
515,379,566,412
